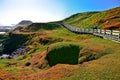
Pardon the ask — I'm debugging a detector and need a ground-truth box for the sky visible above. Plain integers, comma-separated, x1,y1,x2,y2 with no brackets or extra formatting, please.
0,0,120,26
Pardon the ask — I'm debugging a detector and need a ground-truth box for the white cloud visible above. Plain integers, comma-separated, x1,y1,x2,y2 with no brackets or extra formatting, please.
0,0,66,25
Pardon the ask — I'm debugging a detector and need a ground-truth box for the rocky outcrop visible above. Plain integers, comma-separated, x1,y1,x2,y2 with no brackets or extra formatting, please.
0,46,30,59
11,46,29,58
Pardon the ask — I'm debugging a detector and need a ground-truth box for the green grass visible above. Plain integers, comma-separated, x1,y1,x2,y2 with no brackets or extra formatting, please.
64,51,120,80
64,12,98,25
63,7,120,29
0,21,120,80
61,37,120,80
27,23,61,31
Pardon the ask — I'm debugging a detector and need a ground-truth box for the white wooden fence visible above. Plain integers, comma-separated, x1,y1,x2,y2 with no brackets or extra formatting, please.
61,23,120,42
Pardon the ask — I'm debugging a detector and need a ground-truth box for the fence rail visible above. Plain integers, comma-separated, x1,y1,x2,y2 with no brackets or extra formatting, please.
61,23,120,42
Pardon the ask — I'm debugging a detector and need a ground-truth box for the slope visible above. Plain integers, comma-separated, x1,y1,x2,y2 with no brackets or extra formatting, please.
0,22,120,80
0,7,120,80
64,7,120,30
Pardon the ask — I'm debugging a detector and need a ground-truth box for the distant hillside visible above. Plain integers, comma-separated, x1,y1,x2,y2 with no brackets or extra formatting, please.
64,7,120,30
17,20,32,26
64,12,99,25
26,23,61,31
14,23,61,32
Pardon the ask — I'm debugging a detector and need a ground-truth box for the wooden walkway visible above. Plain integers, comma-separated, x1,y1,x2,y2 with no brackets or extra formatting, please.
61,23,120,42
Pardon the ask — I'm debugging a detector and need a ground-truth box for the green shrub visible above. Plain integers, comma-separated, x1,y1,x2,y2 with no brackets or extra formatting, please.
46,42,81,66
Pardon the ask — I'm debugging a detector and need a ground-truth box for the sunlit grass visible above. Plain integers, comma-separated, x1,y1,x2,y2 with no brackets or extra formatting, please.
0,22,120,80
64,7,120,30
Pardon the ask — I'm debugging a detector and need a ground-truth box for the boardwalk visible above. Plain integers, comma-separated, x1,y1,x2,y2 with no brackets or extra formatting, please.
61,23,120,42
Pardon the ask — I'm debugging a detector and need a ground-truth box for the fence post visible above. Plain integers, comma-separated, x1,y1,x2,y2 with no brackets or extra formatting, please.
93,29,94,34
88,28,90,33
110,30,113,39
84,28,85,33
98,29,100,35
118,31,120,41
104,29,106,38
100,29,102,34
96,29,98,33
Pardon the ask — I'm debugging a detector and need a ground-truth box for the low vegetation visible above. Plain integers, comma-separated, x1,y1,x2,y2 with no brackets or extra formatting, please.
0,7,120,80
64,7,120,30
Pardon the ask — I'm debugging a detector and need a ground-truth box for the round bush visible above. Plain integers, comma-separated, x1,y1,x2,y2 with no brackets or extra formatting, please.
46,42,81,66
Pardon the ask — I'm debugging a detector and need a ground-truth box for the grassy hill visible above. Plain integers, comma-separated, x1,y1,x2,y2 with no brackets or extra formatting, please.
2,23,61,55
64,12,98,24
0,7,120,80
14,23,61,32
64,7,120,30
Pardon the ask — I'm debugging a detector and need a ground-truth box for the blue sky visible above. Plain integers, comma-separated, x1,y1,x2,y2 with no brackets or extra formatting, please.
0,0,120,26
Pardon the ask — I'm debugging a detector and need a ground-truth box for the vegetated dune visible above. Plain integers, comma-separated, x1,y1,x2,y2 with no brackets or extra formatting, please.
64,7,120,30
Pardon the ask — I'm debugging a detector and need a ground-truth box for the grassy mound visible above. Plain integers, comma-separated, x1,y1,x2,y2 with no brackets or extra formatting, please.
13,23,61,32
46,42,81,66
25,23,61,32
